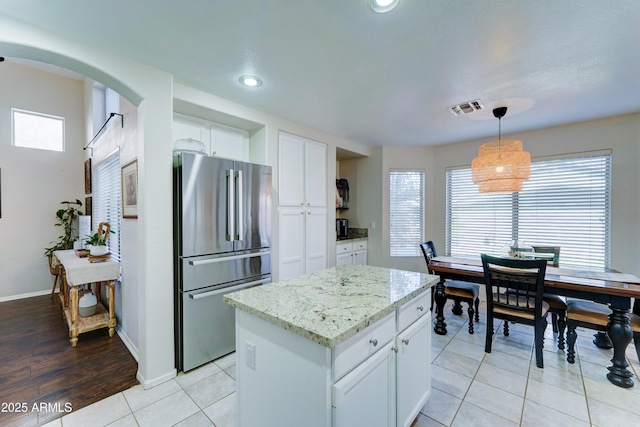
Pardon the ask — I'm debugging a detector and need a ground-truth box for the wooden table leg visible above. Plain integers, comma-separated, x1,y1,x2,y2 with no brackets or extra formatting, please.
107,281,116,337
433,278,448,335
606,297,634,388
69,285,79,347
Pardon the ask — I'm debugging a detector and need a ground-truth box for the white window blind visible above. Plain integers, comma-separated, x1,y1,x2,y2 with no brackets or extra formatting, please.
390,170,425,257
446,152,611,269
93,151,121,262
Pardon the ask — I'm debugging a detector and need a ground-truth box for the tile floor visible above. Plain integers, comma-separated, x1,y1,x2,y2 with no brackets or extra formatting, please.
42,301,640,427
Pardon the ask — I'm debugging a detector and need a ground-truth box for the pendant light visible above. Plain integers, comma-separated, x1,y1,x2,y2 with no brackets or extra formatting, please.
471,107,530,193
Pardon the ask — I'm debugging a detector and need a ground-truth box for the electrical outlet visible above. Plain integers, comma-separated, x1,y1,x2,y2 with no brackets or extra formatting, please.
370,221,376,230
245,341,256,370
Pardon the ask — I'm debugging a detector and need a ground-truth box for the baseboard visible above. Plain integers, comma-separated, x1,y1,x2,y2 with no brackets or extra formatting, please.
0,289,50,302
115,325,139,362
136,368,177,390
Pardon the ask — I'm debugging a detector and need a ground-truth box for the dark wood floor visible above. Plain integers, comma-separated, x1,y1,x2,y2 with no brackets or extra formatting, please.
0,294,138,426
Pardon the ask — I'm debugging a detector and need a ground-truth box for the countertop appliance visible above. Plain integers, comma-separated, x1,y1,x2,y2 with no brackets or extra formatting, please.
336,218,348,239
174,152,272,371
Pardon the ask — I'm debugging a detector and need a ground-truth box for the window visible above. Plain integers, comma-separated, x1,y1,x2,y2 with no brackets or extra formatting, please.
446,152,611,268
11,108,64,152
390,170,425,257
93,150,122,262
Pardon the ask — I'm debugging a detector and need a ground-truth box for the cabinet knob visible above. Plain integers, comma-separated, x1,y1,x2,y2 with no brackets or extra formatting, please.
391,346,398,353
307,202,310,206
402,338,410,346
417,305,424,312
369,338,378,347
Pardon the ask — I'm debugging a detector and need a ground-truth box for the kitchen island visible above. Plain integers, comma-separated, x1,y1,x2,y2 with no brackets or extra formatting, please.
224,264,439,427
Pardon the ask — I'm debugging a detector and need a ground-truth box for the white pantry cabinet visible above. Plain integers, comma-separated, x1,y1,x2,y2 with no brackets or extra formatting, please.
278,132,328,280
278,132,327,207
279,207,327,280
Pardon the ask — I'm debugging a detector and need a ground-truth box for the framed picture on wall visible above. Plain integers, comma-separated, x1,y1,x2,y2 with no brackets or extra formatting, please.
85,196,92,216
84,159,92,194
121,159,138,218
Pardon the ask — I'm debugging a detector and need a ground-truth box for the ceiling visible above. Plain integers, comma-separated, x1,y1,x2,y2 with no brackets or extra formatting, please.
1,0,639,147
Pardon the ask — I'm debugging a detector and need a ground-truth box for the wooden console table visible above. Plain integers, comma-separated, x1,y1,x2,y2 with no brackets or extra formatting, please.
53,249,120,347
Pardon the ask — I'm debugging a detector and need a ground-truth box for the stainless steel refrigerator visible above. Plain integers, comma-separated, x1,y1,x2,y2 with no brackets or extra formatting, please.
174,152,272,372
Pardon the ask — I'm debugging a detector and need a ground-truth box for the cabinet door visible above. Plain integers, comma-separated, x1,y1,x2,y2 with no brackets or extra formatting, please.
333,341,395,427
278,208,305,281
305,208,327,274
173,115,211,155
336,253,352,266
396,313,431,427
278,132,305,206
352,250,367,265
211,125,248,161
305,140,327,207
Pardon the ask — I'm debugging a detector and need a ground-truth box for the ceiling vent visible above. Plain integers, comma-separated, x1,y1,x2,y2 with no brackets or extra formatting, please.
448,99,485,116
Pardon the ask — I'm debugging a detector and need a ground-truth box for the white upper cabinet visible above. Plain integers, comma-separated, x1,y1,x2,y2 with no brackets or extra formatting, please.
304,139,328,207
278,132,327,207
278,132,305,206
173,113,249,161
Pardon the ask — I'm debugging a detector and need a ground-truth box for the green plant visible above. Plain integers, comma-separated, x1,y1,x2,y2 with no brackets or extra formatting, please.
44,199,83,257
85,231,114,247
84,222,115,247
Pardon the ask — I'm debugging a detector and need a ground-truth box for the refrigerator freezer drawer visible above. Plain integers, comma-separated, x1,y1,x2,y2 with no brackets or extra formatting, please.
180,250,271,292
180,277,270,372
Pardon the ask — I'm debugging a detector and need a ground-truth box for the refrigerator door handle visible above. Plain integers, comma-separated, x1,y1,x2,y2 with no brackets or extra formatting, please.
235,169,243,241
188,278,270,300
188,250,271,266
226,169,235,241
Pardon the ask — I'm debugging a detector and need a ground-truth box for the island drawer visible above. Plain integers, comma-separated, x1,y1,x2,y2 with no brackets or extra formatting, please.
398,291,431,332
332,311,395,381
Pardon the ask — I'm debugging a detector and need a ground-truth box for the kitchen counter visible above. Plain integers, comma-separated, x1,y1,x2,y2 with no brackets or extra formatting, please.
224,264,438,348
224,264,438,427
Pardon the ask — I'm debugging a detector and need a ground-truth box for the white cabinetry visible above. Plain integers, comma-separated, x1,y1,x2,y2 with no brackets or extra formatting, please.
278,132,327,207
332,340,395,427
332,293,431,427
336,240,367,266
234,290,432,427
278,132,328,280
172,113,249,161
396,314,431,427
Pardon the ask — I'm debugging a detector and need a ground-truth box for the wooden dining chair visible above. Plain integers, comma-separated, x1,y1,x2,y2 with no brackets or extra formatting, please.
420,241,480,334
531,245,567,349
481,254,549,368
565,300,640,364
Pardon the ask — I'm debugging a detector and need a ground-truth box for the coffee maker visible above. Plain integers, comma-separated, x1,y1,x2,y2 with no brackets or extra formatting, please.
336,218,348,239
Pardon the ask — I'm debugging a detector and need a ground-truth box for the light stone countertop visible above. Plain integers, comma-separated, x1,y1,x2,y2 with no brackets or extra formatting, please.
224,264,439,348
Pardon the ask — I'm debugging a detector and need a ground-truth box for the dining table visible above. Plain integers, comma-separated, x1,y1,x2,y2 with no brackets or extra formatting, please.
428,255,640,388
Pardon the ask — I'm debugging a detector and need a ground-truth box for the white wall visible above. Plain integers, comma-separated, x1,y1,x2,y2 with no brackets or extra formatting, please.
0,60,85,300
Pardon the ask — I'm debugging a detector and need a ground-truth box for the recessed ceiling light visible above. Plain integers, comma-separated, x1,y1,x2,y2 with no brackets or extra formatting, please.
239,75,262,87
370,0,400,13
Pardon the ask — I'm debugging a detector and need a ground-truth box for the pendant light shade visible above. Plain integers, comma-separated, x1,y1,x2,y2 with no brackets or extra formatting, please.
471,107,530,193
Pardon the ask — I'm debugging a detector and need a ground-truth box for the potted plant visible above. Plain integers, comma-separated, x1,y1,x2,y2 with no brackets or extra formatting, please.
84,222,114,256
44,199,83,259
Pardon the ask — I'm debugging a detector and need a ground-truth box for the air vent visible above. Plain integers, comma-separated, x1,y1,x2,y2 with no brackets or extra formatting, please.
448,99,485,116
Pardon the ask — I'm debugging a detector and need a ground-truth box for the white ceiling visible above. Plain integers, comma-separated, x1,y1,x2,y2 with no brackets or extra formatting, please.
1,0,639,147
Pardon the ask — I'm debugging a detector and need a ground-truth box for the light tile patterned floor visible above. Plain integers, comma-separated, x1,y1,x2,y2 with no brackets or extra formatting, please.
43,301,640,427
